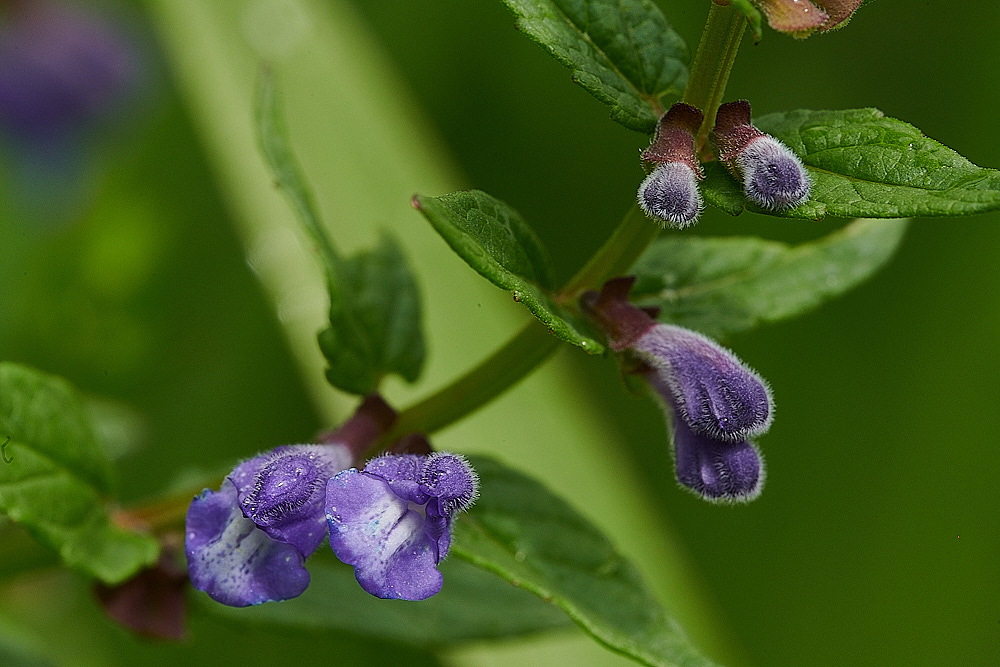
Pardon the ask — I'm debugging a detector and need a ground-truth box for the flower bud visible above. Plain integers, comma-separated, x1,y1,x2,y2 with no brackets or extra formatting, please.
638,103,705,228
671,413,764,503
583,278,773,502
752,0,863,37
711,100,810,211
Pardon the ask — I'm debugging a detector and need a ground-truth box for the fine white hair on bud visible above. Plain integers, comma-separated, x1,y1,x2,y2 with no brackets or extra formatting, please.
736,137,811,210
637,162,703,228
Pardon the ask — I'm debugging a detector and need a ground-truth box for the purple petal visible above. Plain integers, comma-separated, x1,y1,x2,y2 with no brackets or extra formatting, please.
737,137,810,210
637,162,703,228
185,480,310,607
418,453,479,515
671,414,764,503
232,444,351,556
326,468,443,600
363,453,429,504
635,324,772,441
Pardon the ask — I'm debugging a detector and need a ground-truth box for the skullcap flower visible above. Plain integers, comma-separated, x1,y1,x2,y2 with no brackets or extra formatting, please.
752,0,864,37
583,277,772,502
185,444,353,606
326,452,478,600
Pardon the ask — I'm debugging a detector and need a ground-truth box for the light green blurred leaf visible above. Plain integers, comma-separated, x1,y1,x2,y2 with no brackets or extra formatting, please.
630,218,909,339
206,555,571,645
453,456,720,667
703,108,1000,219
414,190,604,354
0,363,158,584
500,0,688,133
318,234,426,395
257,70,426,395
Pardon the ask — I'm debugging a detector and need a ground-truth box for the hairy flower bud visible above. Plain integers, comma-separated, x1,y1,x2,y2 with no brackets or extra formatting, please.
583,277,773,502
711,100,810,211
638,103,705,228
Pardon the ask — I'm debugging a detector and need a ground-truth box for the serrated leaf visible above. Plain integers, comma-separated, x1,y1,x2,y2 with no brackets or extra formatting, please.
453,456,719,667
629,218,908,339
703,108,1000,219
413,190,604,354
205,554,570,645
0,363,159,584
501,0,688,133
318,234,426,395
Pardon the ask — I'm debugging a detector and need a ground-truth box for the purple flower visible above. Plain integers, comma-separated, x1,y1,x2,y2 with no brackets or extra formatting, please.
326,452,478,600
185,444,353,606
583,278,772,503
638,102,705,228
0,0,138,142
711,100,810,211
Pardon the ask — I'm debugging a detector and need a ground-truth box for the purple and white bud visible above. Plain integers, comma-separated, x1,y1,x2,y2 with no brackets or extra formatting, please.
327,453,479,600
638,102,705,228
711,100,810,211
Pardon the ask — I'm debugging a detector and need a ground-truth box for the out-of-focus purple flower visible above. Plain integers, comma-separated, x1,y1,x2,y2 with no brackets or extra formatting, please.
638,102,705,228
185,395,396,607
583,277,771,503
711,100,810,211
751,0,863,37
326,452,478,600
185,444,353,607
0,0,138,142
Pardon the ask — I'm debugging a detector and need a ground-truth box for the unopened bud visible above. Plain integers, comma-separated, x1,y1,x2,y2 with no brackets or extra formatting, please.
638,103,705,228
711,100,810,211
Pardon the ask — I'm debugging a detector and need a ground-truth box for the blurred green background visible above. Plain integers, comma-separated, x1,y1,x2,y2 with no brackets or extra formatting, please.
1,1,997,666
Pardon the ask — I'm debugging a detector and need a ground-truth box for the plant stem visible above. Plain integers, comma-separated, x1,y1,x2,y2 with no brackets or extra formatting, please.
683,1,747,157
387,204,659,441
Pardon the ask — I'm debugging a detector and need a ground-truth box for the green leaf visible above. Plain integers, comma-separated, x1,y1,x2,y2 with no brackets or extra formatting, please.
318,234,426,395
255,66,341,280
205,554,571,645
257,70,426,395
629,218,909,339
500,0,688,133
703,108,1000,219
413,190,604,354
453,456,719,667
0,363,159,584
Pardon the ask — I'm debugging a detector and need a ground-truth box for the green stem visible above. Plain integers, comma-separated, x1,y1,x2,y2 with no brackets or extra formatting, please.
683,1,747,156
388,204,660,441
558,204,659,300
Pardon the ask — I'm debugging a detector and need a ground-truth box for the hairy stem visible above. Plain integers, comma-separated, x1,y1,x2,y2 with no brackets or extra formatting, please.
683,1,747,157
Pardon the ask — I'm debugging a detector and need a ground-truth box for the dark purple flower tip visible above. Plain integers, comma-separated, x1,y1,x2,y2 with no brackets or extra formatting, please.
634,324,773,441
231,444,353,556
671,414,764,503
638,162,703,228
419,453,479,515
185,480,310,607
580,276,657,352
641,102,704,172
326,452,478,601
711,100,810,211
